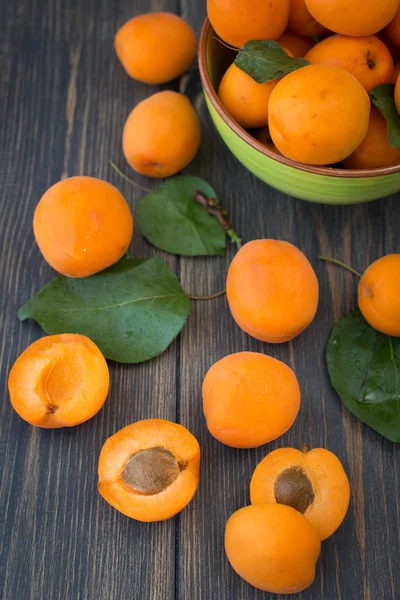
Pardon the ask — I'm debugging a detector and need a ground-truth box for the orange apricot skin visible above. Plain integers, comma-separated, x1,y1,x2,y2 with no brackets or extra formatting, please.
305,0,400,37
225,504,321,594
115,13,197,84
207,0,290,48
250,447,351,540
396,74,400,113
202,352,300,448
358,254,400,336
218,65,280,129
268,65,370,165
277,30,315,57
122,91,201,178
385,6,400,48
8,334,109,428
33,177,133,278
344,107,400,169
98,419,200,522
288,0,327,37
305,35,394,92
226,240,319,343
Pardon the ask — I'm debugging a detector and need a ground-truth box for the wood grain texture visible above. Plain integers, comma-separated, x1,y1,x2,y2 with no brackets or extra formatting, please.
0,0,399,599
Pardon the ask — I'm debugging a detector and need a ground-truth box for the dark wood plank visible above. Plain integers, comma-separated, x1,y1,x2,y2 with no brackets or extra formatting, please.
1,0,400,599
0,1,180,599
179,5,400,600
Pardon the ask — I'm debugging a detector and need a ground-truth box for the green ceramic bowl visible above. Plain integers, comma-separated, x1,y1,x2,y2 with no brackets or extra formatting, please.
198,19,400,204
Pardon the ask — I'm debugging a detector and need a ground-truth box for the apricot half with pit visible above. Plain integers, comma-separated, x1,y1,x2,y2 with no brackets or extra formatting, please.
98,419,200,522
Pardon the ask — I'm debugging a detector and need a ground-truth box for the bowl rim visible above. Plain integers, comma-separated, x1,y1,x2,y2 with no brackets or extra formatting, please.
198,18,400,179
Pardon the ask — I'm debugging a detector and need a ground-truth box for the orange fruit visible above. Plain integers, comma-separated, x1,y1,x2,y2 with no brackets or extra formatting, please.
34,177,133,278
344,107,400,169
305,0,400,37
268,65,370,165
305,35,394,92
115,13,197,83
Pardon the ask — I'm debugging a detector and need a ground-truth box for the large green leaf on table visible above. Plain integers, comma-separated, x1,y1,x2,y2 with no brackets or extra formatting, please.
136,176,226,256
327,309,400,442
369,84,400,148
235,40,309,84
18,257,191,364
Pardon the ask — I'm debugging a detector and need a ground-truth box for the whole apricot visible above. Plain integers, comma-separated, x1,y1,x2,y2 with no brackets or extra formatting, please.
123,91,201,178
250,446,350,540
226,240,319,343
115,13,197,84
207,0,290,48
225,504,321,594
305,0,400,37
343,107,400,169
391,59,400,83
385,6,400,48
8,334,109,428
202,352,300,448
288,0,326,37
395,74,400,113
268,65,370,165
305,35,394,92
33,177,133,278
98,419,200,522
277,30,315,57
218,55,292,129
358,254,400,336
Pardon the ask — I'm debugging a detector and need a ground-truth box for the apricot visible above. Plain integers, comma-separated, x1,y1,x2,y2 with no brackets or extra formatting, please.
305,0,400,37
288,0,326,37
391,60,400,83
207,0,290,48
395,74,400,113
358,254,400,336
202,352,300,448
115,13,196,84
305,35,394,92
225,504,321,594
226,240,319,343
123,91,201,178
8,334,109,428
268,65,370,165
250,446,350,540
343,107,400,169
218,52,292,129
277,30,315,57
98,419,200,522
385,6,400,48
33,176,133,278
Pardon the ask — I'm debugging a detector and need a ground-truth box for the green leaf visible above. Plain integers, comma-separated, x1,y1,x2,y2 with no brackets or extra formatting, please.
136,176,226,256
369,84,400,148
18,257,191,364
234,40,309,84
327,309,400,442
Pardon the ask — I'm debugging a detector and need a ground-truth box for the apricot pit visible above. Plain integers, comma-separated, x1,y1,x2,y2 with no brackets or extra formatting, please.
122,446,181,495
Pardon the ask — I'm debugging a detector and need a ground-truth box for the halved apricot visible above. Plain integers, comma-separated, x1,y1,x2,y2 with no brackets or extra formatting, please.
250,445,350,540
98,419,200,522
8,334,109,428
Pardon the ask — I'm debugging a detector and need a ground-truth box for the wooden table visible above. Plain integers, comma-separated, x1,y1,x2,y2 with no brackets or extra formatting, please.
1,1,399,599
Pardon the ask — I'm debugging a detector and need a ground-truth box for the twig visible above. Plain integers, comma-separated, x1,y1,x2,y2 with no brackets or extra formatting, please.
319,256,362,278
109,160,152,193
193,190,243,250
188,289,226,301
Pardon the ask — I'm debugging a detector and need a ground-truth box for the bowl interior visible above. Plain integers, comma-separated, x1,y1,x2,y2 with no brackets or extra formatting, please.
200,20,400,180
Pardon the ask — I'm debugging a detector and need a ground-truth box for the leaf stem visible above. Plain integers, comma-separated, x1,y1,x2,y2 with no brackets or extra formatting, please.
318,256,362,278
187,289,226,301
109,160,152,193
193,191,243,250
